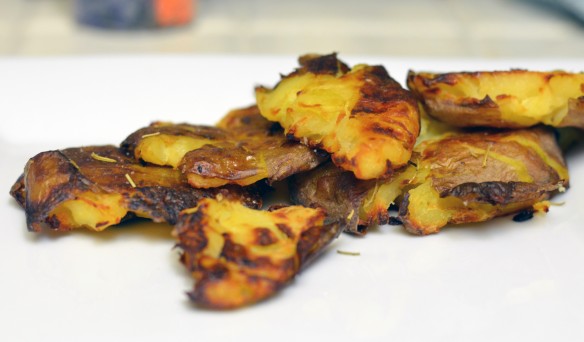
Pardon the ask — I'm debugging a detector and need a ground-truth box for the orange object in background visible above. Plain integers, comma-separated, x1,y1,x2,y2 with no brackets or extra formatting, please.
154,0,194,26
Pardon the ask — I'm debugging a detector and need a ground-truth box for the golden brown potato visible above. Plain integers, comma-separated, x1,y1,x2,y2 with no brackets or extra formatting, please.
11,146,261,232
398,127,569,235
121,106,327,188
175,198,342,309
9,174,26,209
121,122,227,168
289,161,416,235
216,104,275,132
255,53,420,180
407,70,584,129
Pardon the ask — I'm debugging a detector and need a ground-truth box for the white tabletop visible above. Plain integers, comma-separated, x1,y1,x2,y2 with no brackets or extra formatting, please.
1,55,583,341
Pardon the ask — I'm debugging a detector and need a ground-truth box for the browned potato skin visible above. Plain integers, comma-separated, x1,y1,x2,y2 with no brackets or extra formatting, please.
216,104,275,132
122,106,327,188
175,199,342,310
181,106,328,187
564,98,584,128
289,162,369,234
12,146,261,232
290,161,417,235
399,127,568,235
407,70,584,129
9,174,26,209
256,53,420,180
424,128,565,194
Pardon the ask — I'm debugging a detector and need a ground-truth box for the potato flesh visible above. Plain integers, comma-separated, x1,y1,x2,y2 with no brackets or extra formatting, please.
48,192,127,232
454,72,583,125
408,70,584,128
358,165,418,225
189,200,321,262
258,72,361,146
138,135,215,168
185,170,267,188
403,182,530,235
176,198,341,309
257,56,420,180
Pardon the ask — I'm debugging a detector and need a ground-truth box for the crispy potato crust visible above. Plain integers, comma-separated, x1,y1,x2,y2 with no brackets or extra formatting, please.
9,174,26,209
407,70,584,129
11,146,261,232
398,127,569,235
256,53,420,180
121,106,327,188
175,198,342,309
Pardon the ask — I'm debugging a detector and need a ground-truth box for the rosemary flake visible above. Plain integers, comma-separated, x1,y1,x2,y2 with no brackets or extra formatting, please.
337,250,360,256
125,173,137,188
141,132,161,139
70,160,80,170
91,152,117,163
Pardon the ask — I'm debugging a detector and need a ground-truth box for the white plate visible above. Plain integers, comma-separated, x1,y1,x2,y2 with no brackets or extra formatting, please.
1,55,583,342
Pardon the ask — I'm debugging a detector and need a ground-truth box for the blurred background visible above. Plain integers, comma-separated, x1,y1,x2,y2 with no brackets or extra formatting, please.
0,0,583,58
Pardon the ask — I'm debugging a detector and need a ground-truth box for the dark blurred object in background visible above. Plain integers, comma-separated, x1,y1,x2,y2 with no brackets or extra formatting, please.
522,0,584,25
75,0,194,29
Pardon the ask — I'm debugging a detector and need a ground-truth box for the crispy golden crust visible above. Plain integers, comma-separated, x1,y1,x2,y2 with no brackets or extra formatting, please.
175,198,342,309
216,104,275,132
407,70,584,129
13,146,261,232
9,174,26,209
398,127,569,235
121,106,327,188
256,53,420,180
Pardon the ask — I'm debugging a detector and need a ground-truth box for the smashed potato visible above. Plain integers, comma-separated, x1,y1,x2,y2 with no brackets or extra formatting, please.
122,106,327,188
11,146,261,232
293,127,569,235
175,198,342,309
256,53,420,180
407,70,584,129
290,161,416,235
121,122,226,168
399,127,569,235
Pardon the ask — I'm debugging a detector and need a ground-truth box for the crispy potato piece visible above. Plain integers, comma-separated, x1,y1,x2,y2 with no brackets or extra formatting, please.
11,146,261,232
121,106,327,188
175,198,342,309
290,163,367,234
289,162,416,235
398,127,569,235
407,70,584,129
10,174,26,209
294,127,568,235
121,122,227,169
216,104,275,132
255,53,420,180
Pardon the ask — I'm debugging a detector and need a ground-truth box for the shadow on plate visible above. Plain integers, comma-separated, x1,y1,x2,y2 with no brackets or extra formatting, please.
22,217,175,243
